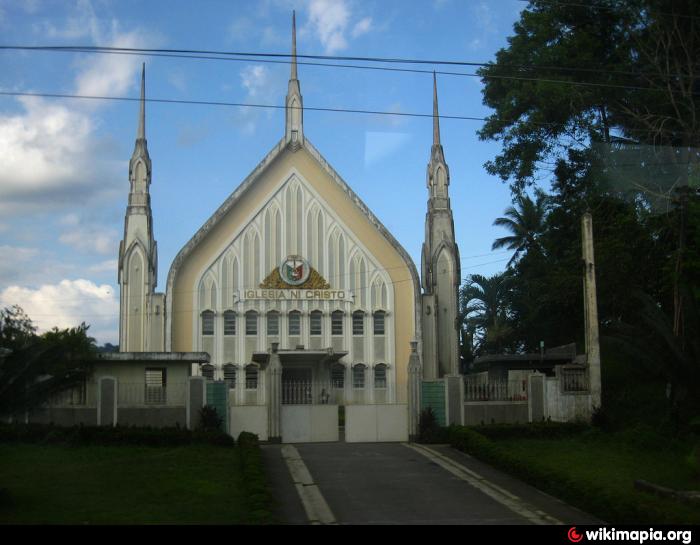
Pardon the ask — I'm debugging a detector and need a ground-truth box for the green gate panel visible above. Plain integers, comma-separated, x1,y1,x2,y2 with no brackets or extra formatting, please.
421,381,446,427
206,381,228,432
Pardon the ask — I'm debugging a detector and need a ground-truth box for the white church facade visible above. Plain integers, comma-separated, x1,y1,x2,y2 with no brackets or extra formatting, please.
114,15,462,440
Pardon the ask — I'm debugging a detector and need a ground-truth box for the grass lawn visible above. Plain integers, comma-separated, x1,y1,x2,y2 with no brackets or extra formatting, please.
0,443,254,524
489,431,700,524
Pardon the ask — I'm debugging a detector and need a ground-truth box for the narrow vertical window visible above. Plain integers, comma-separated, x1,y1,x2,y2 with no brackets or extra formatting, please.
245,364,258,389
201,310,214,335
223,364,236,389
353,364,366,389
374,364,387,389
223,310,236,335
267,311,279,336
201,363,214,380
331,364,345,389
145,368,166,404
289,310,301,336
245,311,258,335
373,311,385,335
331,310,343,336
310,310,322,336
352,311,364,335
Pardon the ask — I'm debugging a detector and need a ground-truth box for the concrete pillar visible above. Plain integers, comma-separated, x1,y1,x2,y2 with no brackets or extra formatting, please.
444,374,464,426
97,376,117,427
582,212,602,409
407,339,423,440
267,343,282,442
187,376,206,430
528,373,545,423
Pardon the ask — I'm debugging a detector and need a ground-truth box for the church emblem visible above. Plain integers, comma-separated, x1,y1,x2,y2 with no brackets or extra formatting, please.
279,255,311,286
259,256,330,289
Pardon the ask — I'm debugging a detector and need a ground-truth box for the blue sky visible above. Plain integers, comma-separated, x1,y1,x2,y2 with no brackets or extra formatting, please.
0,0,526,344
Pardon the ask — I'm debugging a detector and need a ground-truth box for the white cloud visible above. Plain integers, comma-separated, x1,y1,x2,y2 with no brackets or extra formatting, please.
240,65,271,98
351,17,372,38
59,226,118,255
307,0,350,54
0,279,119,344
0,97,93,206
88,259,118,273
74,30,152,100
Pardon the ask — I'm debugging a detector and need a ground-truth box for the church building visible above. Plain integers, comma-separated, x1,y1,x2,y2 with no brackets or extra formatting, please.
116,14,461,440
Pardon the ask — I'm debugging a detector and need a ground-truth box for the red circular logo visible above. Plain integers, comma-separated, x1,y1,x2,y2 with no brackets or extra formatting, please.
568,527,584,543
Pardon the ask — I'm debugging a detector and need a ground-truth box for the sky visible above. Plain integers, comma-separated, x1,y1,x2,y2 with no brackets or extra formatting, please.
0,0,527,345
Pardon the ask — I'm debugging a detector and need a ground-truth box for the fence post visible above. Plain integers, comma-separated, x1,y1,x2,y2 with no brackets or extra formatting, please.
267,343,282,442
97,376,117,427
187,376,206,430
528,373,545,423
407,340,422,440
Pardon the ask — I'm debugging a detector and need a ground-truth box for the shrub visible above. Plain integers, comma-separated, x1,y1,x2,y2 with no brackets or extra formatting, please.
199,405,224,431
418,407,448,443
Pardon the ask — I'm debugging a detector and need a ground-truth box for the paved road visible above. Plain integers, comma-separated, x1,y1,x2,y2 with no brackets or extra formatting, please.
262,442,602,525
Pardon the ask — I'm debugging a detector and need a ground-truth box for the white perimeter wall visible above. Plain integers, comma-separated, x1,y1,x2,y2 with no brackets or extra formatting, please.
230,405,268,441
345,404,408,443
281,405,339,443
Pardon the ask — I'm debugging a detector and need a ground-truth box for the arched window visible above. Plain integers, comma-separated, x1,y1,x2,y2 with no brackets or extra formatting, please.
310,310,322,336
374,364,387,389
245,311,258,336
223,364,236,388
373,310,386,335
201,310,214,336
331,310,344,336
223,310,236,335
288,310,301,336
331,364,345,389
245,364,258,389
201,363,214,380
352,311,364,336
267,311,280,336
353,364,366,389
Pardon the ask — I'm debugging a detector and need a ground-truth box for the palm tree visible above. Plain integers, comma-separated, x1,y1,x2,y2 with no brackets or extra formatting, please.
460,273,513,355
492,191,548,267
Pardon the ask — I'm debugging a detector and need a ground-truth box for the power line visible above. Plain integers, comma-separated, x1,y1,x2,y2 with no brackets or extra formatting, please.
1,44,694,94
3,90,697,137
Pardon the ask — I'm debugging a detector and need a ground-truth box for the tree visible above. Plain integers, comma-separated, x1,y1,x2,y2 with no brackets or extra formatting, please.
0,306,97,415
492,191,548,267
460,273,514,355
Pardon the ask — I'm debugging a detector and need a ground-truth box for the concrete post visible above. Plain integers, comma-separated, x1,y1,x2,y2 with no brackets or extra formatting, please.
187,376,206,430
528,373,545,423
407,339,423,440
444,375,464,426
97,376,117,427
582,212,602,409
267,342,282,442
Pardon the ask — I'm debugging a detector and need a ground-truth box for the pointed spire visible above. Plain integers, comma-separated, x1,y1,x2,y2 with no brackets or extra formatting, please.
137,62,146,141
291,10,298,81
285,11,303,149
433,71,440,147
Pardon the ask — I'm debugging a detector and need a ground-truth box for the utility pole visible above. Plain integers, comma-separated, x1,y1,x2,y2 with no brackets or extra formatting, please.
582,212,601,409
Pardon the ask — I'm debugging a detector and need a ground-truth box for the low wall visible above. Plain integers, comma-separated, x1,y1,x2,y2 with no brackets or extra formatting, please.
281,404,338,443
27,407,97,426
118,407,187,427
230,405,268,441
345,404,408,443
463,401,529,426
545,378,592,422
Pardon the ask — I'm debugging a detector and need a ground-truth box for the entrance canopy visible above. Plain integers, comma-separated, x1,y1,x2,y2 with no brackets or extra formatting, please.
252,348,347,368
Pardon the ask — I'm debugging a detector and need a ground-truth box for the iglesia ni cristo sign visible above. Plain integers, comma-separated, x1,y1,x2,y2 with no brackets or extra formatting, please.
244,255,352,301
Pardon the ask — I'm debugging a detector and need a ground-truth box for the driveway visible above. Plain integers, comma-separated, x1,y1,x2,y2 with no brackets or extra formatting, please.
262,442,602,525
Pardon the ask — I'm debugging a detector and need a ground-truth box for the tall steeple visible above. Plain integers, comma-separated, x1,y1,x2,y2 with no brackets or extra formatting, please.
285,10,304,150
119,63,160,352
421,73,461,379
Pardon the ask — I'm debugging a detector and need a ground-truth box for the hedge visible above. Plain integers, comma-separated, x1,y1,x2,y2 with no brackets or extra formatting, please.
237,431,276,524
0,423,234,448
